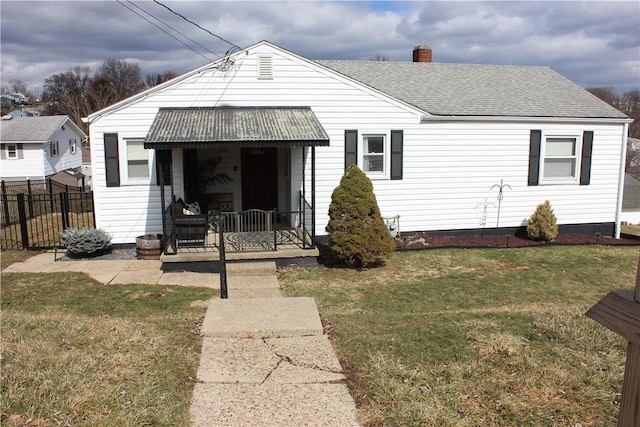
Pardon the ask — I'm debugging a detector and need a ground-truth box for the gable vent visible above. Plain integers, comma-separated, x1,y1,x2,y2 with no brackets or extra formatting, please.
257,55,273,80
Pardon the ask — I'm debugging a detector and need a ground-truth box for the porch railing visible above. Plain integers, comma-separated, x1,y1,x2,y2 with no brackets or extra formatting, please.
164,192,315,254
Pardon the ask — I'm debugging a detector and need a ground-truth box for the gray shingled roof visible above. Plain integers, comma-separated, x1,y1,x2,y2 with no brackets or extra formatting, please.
623,173,640,209
1,115,70,142
145,107,330,149
316,60,628,118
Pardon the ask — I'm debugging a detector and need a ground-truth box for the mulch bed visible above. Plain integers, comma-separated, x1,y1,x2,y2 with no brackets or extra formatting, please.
396,232,640,250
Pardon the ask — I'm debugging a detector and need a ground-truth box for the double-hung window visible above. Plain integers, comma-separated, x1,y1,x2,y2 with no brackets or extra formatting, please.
6,144,17,159
345,129,403,180
362,134,387,176
69,139,77,155
49,141,59,157
542,135,580,183
125,139,150,183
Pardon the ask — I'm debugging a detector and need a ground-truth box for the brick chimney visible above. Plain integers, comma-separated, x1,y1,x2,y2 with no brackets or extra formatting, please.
413,45,432,63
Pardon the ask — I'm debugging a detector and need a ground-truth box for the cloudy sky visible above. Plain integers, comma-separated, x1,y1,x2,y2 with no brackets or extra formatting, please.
1,1,638,96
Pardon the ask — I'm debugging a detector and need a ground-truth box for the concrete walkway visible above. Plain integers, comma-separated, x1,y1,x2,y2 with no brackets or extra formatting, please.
2,253,360,426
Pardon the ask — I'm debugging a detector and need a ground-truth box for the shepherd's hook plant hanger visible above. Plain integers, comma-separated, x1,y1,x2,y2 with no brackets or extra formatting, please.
490,179,512,237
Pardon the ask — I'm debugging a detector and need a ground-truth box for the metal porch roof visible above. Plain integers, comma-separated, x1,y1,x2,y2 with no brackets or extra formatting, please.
144,107,330,149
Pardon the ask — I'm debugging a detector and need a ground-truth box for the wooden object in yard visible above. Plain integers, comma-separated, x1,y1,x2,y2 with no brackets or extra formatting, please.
587,254,640,426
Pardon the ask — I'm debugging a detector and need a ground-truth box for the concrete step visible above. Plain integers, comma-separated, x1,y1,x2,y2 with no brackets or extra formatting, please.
202,297,323,338
190,382,359,427
226,261,276,277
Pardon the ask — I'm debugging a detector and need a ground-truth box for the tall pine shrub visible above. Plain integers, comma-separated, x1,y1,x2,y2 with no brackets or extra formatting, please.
527,200,559,242
326,165,395,267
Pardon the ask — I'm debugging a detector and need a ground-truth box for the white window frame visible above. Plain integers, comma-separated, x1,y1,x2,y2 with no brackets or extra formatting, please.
360,133,389,179
6,144,18,159
123,138,151,184
49,141,59,157
540,133,581,184
69,139,77,155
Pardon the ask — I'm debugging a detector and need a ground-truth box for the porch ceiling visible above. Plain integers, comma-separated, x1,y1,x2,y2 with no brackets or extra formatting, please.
144,106,330,149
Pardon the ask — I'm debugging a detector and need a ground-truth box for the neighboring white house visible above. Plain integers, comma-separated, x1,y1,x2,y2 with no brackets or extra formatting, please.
1,115,86,182
622,174,640,225
83,41,631,245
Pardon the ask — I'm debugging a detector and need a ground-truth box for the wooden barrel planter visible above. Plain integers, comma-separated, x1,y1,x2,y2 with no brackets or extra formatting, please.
136,234,163,260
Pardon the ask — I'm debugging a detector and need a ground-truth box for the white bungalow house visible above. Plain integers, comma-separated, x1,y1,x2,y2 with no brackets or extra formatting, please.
83,41,631,251
1,115,86,183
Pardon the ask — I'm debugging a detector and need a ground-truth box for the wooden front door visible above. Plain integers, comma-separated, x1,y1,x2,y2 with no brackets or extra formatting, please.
241,148,278,210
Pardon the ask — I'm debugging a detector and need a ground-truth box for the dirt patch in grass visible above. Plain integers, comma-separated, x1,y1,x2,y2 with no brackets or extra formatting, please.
397,232,640,250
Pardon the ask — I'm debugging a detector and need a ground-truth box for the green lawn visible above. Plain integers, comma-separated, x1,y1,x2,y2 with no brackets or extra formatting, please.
1,266,214,426
280,245,639,426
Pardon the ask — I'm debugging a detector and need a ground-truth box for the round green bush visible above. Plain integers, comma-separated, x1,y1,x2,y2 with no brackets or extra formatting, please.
326,165,395,267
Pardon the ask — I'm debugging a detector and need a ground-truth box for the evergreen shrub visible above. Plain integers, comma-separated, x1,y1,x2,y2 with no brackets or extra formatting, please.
61,228,112,256
527,200,559,242
326,165,395,267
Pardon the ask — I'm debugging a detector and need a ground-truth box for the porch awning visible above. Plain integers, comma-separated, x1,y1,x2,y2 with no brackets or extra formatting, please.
144,106,330,149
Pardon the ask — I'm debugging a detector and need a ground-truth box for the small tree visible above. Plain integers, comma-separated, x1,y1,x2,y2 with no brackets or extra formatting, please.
326,165,395,267
527,201,559,242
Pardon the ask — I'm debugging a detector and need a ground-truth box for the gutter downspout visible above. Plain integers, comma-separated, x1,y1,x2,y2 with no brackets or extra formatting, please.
615,122,629,239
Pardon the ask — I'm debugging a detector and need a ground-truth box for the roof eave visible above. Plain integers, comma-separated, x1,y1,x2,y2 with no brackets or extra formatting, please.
420,115,633,124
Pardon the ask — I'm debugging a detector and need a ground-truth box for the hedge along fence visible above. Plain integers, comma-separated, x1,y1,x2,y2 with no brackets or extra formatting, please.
0,191,95,250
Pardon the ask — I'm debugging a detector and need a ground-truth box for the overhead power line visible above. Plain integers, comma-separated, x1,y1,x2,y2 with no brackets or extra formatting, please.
152,0,243,51
116,0,215,62
125,1,221,58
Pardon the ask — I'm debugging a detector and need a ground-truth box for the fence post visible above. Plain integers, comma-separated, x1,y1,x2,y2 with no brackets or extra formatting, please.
60,192,69,230
48,179,54,213
26,179,34,218
1,192,9,227
16,193,29,249
217,215,228,299
1,180,5,194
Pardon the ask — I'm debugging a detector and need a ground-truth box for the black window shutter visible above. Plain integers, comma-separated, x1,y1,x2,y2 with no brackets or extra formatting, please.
104,133,120,187
390,130,403,180
580,131,594,185
528,130,542,186
17,143,23,159
155,150,172,186
345,129,358,170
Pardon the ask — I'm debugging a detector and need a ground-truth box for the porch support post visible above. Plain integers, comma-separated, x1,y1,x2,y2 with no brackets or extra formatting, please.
311,145,316,247
302,146,306,249
159,158,167,254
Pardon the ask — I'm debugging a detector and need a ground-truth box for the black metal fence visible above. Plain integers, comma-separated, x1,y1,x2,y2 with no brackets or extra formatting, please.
0,191,95,250
1,178,90,195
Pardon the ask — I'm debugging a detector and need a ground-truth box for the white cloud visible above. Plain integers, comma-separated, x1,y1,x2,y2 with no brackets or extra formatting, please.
1,1,638,94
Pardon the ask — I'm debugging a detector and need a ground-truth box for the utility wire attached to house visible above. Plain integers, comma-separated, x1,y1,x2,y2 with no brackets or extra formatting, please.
116,0,215,62
152,0,243,51
125,0,221,59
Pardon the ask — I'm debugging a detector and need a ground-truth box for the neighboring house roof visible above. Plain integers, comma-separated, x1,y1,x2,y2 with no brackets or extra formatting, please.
623,174,640,209
316,60,627,119
7,110,32,118
144,107,330,149
1,115,86,143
